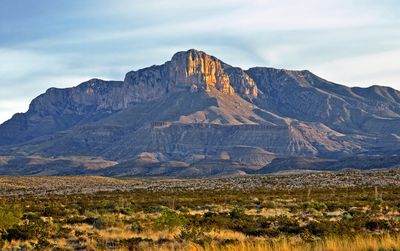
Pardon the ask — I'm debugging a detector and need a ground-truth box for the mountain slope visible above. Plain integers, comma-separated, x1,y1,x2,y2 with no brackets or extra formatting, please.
258,154,400,174
246,68,400,135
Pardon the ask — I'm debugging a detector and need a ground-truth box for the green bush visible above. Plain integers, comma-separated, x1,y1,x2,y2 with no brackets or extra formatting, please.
6,218,49,241
0,205,22,237
43,203,67,217
302,200,328,211
342,212,353,220
153,208,187,231
265,201,276,209
55,226,72,239
276,216,302,235
93,214,120,229
130,220,144,233
365,219,390,231
229,207,246,219
177,226,211,246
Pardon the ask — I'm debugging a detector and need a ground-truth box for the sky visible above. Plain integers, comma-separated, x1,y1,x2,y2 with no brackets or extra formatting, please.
1,0,400,123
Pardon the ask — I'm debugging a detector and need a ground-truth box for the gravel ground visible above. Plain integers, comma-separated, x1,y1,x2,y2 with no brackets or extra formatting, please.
1,169,400,196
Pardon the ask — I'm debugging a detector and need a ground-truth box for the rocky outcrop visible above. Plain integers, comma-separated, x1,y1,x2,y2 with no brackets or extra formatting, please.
169,50,235,94
123,49,258,103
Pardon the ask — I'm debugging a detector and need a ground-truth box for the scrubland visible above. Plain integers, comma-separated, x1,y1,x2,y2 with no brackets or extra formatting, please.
1,170,400,250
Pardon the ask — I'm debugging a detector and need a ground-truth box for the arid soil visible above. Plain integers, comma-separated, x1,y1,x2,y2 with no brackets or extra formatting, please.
1,169,400,196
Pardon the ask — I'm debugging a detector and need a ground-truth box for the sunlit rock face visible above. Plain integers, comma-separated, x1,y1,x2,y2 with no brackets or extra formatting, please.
123,49,258,104
169,49,258,97
169,49,235,95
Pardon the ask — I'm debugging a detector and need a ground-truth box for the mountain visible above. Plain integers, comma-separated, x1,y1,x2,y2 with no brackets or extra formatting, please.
0,49,399,177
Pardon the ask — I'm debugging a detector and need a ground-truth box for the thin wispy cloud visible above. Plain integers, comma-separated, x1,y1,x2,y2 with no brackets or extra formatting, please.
0,0,399,123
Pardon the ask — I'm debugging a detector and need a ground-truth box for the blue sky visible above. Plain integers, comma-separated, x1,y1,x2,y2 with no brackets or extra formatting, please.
1,0,400,123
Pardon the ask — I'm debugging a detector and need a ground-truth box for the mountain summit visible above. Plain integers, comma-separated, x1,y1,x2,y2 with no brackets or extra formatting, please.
0,49,399,177
123,49,258,101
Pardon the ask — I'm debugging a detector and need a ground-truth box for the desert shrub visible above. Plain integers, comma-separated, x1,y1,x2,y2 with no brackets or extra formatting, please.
304,221,328,236
302,200,328,211
228,210,274,237
365,219,390,231
118,207,132,216
153,208,187,231
234,216,270,236
23,212,41,221
219,238,240,247
348,207,366,217
342,212,353,220
0,205,22,236
66,215,86,224
66,215,97,225
325,201,345,211
35,239,52,249
229,207,246,219
241,226,271,236
300,229,315,242
182,212,218,232
276,216,302,235
75,200,90,215
6,218,50,241
178,206,190,213
265,201,276,209
286,203,300,213
96,236,152,250
370,201,383,213
130,220,144,233
93,214,120,229
177,226,211,246
43,203,67,217
54,226,72,239
75,230,85,237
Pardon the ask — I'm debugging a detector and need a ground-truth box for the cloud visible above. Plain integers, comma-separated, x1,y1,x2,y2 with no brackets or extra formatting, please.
309,49,400,88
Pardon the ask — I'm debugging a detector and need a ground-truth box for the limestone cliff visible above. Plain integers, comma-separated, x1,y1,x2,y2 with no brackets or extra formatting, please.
123,49,258,103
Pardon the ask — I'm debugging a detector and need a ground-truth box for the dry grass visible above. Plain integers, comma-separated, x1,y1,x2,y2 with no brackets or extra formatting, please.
3,224,400,250
96,227,179,241
207,230,248,242
246,208,291,218
133,234,400,251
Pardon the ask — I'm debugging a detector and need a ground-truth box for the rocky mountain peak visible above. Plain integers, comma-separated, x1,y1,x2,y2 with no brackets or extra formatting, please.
169,49,235,95
123,49,258,103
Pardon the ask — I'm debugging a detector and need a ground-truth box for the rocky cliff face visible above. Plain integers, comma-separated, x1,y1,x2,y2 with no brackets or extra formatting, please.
169,50,236,94
0,49,399,177
123,49,258,103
